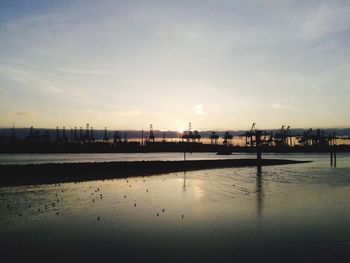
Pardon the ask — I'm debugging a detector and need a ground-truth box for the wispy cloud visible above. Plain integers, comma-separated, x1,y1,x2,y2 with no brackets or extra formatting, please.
269,102,288,110
0,87,5,96
11,111,34,117
109,110,142,117
69,108,94,114
298,1,350,40
55,67,118,75
1,64,93,99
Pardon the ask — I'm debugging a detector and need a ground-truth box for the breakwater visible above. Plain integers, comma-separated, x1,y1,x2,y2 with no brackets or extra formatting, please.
0,159,310,187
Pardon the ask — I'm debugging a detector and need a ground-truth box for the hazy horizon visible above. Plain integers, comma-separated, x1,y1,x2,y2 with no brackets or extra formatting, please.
1,126,350,134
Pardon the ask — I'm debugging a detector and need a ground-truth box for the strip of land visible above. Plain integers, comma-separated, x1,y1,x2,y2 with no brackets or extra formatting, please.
0,159,310,187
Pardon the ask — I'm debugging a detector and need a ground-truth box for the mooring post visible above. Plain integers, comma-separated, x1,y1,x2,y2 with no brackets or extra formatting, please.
256,130,262,168
330,143,337,168
330,150,333,167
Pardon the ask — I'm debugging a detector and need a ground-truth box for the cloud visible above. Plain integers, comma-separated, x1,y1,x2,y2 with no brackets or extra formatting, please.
0,64,94,100
298,1,350,40
69,108,94,114
109,110,142,117
11,111,34,116
55,67,118,75
193,104,205,115
269,102,288,110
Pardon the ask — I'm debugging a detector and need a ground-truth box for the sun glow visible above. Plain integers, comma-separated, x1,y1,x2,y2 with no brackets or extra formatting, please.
177,128,184,134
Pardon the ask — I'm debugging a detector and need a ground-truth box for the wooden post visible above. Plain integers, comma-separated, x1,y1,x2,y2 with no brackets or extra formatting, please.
330,151,333,167
330,144,337,167
141,130,144,147
256,130,262,168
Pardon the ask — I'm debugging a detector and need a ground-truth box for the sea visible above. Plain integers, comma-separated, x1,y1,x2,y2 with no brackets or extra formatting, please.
0,152,349,262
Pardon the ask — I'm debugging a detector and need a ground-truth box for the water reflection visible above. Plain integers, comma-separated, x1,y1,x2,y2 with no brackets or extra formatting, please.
256,167,263,218
183,171,186,191
1,155,350,262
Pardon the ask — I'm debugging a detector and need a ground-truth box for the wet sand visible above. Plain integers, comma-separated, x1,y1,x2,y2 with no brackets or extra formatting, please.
0,159,309,187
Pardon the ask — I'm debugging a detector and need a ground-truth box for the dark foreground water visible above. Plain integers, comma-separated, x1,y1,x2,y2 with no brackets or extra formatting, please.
0,153,350,262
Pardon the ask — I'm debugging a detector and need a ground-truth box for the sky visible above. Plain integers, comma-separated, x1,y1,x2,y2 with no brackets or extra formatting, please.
0,0,349,131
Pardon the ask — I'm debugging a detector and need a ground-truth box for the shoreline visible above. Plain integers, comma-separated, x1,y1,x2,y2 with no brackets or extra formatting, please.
0,159,310,187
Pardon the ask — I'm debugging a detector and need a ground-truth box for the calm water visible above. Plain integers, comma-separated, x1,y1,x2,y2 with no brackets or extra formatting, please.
0,152,314,165
0,153,350,262
0,152,245,165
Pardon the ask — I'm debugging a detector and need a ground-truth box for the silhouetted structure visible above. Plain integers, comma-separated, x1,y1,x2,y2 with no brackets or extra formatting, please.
90,127,95,142
181,123,201,143
223,131,233,146
149,124,155,142
1,123,350,153
274,125,292,147
209,132,219,145
103,127,108,143
62,127,68,142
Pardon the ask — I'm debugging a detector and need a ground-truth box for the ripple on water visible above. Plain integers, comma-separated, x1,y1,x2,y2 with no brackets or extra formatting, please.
1,154,350,261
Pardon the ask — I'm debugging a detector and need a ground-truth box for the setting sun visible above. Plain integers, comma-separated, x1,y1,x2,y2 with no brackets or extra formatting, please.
177,128,184,134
